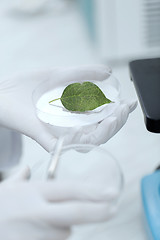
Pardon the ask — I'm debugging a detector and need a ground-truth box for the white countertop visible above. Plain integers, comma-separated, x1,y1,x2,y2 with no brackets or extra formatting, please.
0,2,159,239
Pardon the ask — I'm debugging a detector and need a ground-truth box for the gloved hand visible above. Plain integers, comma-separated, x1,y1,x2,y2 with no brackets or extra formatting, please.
69,99,137,145
0,166,117,240
0,65,137,152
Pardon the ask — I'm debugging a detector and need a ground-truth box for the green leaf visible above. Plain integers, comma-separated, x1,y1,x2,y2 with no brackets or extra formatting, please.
49,82,112,112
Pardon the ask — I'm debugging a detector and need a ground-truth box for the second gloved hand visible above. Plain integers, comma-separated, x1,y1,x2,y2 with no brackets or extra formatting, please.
1,166,117,240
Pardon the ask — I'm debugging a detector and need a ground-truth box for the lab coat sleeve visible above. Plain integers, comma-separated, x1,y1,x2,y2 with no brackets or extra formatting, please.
0,127,22,171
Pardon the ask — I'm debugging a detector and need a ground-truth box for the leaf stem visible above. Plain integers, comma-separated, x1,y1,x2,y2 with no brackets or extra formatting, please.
49,98,61,104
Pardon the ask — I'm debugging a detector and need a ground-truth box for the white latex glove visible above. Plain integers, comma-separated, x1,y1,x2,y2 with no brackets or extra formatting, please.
0,65,137,152
70,99,137,145
0,166,117,240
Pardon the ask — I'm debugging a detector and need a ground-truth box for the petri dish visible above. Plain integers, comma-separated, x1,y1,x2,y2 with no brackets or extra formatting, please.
32,72,121,137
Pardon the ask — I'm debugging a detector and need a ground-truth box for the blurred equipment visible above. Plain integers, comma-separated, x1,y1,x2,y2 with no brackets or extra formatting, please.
9,0,48,15
129,58,160,239
141,170,160,240
8,0,72,16
129,58,160,133
77,0,160,62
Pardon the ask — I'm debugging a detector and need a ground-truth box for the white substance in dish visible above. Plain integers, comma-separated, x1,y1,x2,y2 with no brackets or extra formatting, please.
36,82,119,128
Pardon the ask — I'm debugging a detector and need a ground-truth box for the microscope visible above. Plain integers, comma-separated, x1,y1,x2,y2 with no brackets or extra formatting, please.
129,58,160,240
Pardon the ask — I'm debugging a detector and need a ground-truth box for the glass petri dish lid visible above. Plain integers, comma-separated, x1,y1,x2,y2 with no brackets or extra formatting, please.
31,144,123,206
32,72,121,128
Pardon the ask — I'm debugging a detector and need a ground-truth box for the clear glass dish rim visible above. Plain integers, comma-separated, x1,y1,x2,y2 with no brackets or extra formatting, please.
53,143,124,198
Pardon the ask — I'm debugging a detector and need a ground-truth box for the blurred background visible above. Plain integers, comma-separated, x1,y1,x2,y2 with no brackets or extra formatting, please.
0,0,160,239
1,0,160,76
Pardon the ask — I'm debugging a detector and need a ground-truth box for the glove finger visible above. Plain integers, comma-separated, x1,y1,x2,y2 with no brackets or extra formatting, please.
4,166,31,182
35,132,57,153
120,99,138,113
7,222,70,240
79,117,117,145
101,102,133,139
97,104,129,143
17,166,31,180
51,227,71,240
30,121,57,153
36,181,119,202
40,227,71,240
95,117,118,145
42,202,117,226
78,99,137,146
54,65,112,84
